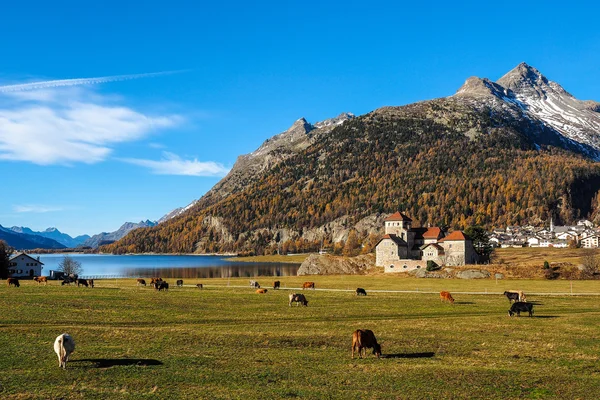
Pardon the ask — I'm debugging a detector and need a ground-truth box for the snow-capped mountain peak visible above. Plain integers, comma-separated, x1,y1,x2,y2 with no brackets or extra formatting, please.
455,62,600,151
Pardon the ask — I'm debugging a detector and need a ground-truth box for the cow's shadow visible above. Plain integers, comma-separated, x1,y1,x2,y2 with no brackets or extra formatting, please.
381,352,435,359
534,315,559,319
71,358,163,368
454,301,475,305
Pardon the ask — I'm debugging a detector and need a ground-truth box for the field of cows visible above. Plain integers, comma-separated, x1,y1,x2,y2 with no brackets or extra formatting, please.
1,276,600,399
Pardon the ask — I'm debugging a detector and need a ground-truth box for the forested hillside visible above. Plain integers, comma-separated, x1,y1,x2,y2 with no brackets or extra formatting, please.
103,97,600,255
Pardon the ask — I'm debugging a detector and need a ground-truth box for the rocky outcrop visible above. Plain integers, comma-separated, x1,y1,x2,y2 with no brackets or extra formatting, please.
297,254,376,275
456,269,491,279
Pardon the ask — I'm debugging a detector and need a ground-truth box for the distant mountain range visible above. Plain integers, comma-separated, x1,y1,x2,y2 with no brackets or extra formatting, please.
9,226,90,248
0,220,159,250
103,62,600,255
82,220,157,248
0,226,66,250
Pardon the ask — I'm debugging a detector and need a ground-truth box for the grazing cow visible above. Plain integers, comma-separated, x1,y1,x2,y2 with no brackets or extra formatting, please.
176,279,184,288
7,278,20,287
273,281,281,290
150,278,163,285
54,333,75,369
351,329,382,359
34,276,48,285
249,280,260,289
155,282,169,291
288,293,308,306
440,291,455,304
302,281,315,290
196,283,203,289
61,278,74,286
508,302,534,317
356,288,367,296
76,279,89,287
87,279,94,288
503,291,521,303
137,278,147,286
256,288,268,294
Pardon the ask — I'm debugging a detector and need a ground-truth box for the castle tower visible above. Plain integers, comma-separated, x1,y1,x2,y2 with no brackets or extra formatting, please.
384,212,412,241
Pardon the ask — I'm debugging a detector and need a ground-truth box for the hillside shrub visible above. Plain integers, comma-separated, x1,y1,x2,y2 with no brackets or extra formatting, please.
426,260,441,271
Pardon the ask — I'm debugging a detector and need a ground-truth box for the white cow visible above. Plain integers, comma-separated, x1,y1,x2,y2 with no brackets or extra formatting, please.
54,333,75,369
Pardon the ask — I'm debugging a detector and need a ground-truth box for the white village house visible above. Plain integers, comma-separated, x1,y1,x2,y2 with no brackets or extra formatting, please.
375,212,479,272
8,252,44,278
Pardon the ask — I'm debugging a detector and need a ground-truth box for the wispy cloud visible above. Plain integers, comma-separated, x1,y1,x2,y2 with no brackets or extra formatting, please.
13,204,64,213
121,152,229,177
0,74,182,165
0,70,186,93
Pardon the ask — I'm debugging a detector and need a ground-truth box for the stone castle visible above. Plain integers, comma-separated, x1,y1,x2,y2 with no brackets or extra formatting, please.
375,212,478,272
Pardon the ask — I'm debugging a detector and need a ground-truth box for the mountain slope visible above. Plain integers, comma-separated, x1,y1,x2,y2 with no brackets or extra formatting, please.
158,113,355,223
9,226,90,248
83,220,157,248
104,63,600,255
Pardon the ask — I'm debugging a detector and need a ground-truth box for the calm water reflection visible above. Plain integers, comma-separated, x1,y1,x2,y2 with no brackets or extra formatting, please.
34,254,299,278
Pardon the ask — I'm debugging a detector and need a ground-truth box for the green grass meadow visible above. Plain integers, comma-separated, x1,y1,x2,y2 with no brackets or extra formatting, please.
1,276,600,399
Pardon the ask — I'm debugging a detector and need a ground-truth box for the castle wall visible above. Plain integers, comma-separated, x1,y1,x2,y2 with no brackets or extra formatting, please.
384,259,426,273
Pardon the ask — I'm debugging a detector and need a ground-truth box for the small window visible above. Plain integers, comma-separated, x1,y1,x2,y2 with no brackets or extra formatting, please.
416,265,421,269
403,265,408,269
389,265,394,269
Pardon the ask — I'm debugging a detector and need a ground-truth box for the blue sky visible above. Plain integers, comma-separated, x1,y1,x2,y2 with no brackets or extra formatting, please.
1,0,599,237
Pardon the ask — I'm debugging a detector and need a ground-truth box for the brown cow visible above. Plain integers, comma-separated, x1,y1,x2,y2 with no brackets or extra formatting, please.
34,276,48,285
7,278,20,287
87,279,94,288
440,291,454,304
273,281,280,289
150,277,163,285
256,288,268,294
302,281,315,290
137,278,147,286
352,329,381,359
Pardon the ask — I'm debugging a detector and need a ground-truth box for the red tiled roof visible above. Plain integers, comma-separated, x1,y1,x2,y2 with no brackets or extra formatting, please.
423,227,443,239
438,231,471,242
384,212,412,222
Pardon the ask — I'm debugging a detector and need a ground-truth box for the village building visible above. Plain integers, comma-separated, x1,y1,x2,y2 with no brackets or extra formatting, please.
8,252,44,278
581,235,600,249
375,212,479,272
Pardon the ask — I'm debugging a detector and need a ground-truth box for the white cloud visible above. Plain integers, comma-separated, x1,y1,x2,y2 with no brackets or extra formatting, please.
121,152,229,177
0,75,182,165
14,204,64,213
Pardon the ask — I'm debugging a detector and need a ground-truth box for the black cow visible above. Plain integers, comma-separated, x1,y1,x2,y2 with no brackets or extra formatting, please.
356,288,367,296
196,283,203,289
273,281,280,290
156,282,169,291
503,291,520,303
176,279,183,287
61,277,75,285
76,279,89,287
250,280,260,288
508,302,534,317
